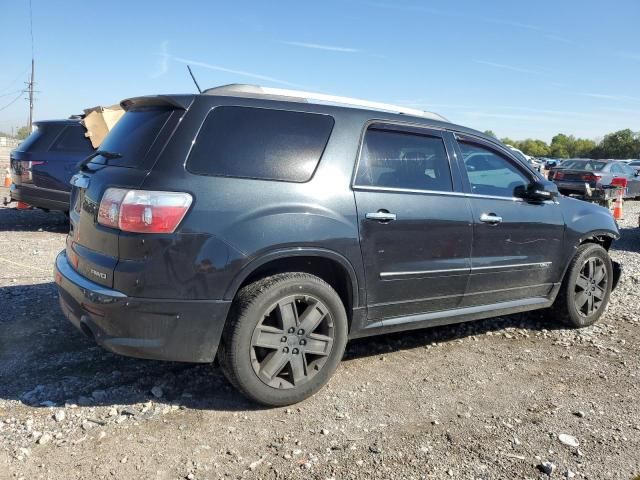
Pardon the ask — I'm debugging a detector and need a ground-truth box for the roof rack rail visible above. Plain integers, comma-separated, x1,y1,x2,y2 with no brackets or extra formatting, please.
202,84,447,121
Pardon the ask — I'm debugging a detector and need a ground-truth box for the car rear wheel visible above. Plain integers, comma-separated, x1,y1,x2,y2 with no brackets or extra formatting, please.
551,243,613,328
218,273,348,406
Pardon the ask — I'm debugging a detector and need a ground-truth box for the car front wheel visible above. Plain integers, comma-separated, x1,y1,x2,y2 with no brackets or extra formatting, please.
552,243,613,328
218,273,348,406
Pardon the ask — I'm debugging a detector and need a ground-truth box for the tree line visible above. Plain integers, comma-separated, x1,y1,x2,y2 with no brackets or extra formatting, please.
483,129,640,160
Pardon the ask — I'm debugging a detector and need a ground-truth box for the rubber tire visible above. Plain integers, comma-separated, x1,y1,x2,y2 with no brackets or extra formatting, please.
551,243,613,328
218,273,348,406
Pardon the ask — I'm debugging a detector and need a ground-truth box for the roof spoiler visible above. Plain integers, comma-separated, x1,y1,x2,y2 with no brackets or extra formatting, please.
120,95,194,111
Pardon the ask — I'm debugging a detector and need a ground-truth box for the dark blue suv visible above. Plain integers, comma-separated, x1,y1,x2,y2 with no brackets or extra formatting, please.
54,84,622,406
10,119,94,212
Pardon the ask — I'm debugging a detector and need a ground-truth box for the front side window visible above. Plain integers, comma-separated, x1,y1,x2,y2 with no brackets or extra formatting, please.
459,141,529,197
354,128,452,192
187,106,334,182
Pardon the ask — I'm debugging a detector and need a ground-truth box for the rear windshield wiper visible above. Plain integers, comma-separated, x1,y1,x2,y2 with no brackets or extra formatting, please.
76,150,122,170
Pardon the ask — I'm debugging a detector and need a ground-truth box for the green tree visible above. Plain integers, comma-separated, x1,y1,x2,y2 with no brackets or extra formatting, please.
550,134,573,158
594,129,638,159
16,126,30,140
483,130,497,138
572,138,597,158
500,137,516,147
518,139,550,157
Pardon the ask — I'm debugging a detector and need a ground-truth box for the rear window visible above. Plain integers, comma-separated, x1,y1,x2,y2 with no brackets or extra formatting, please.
94,108,173,167
17,124,64,152
560,160,607,171
50,126,94,153
187,106,334,182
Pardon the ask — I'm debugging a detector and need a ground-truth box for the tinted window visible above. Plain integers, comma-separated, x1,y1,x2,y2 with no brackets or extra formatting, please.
187,106,334,182
459,142,529,197
560,160,607,171
50,126,93,153
629,161,640,166
355,128,452,192
17,124,64,152
95,108,173,167
621,164,635,175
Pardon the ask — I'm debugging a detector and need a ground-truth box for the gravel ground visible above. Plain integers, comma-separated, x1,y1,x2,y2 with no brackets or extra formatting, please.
1,195,639,480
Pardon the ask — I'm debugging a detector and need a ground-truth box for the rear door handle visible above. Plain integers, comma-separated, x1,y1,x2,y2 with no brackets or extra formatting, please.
366,211,397,222
480,213,502,224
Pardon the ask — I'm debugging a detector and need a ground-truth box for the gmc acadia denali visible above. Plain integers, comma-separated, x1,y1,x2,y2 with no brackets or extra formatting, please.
54,84,621,406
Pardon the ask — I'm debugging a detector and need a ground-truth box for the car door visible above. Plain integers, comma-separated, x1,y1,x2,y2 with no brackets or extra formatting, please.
353,123,473,321
452,134,565,307
620,163,640,197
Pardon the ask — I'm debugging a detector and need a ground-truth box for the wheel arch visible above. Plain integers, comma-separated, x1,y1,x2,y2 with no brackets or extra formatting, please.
557,230,618,289
224,248,361,327
577,229,618,251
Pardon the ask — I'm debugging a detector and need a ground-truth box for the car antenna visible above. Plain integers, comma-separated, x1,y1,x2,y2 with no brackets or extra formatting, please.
186,65,202,94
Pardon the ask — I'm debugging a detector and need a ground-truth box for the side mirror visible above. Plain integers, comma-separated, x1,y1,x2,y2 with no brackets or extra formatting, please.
635,170,640,177
514,180,558,202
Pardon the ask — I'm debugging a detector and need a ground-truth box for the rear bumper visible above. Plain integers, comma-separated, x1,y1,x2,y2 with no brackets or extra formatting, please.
10,183,70,211
54,251,231,363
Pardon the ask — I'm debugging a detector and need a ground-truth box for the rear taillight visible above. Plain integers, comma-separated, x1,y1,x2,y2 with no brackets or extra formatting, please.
97,188,193,233
582,174,601,182
553,171,564,180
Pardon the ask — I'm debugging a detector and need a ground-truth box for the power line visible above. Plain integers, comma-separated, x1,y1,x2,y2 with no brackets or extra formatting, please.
0,90,22,98
0,69,30,94
0,93,24,112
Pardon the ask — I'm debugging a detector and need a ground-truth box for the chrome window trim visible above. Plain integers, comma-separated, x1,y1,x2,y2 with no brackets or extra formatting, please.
352,184,528,202
381,261,552,279
350,122,456,194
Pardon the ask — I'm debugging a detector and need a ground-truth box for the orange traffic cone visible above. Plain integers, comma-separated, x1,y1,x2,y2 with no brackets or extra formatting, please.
612,189,624,220
3,168,10,188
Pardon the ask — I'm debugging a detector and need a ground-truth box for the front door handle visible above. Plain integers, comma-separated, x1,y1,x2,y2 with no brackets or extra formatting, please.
480,212,502,224
366,211,396,222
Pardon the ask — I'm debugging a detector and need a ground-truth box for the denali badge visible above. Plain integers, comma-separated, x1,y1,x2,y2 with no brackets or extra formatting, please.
89,268,107,280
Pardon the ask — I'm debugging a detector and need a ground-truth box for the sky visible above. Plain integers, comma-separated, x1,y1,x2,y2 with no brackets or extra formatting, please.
1,0,639,142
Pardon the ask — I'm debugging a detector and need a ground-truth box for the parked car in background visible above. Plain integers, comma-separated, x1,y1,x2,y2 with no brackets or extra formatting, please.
544,158,562,170
55,84,621,406
9,118,94,212
628,160,640,172
549,159,640,200
505,145,543,172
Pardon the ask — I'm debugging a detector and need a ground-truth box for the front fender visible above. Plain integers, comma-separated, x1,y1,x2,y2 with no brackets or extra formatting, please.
560,196,620,246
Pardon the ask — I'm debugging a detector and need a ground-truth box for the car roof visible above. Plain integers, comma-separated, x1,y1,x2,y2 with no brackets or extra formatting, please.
122,84,504,149
33,118,82,127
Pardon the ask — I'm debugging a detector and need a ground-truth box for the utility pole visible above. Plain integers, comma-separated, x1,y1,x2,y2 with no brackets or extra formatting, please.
27,0,35,132
27,59,34,132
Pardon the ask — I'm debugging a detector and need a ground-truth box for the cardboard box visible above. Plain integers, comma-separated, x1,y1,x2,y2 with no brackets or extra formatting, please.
81,105,125,149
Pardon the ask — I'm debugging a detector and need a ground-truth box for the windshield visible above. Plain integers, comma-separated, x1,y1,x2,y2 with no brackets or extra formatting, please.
92,107,173,168
559,160,607,171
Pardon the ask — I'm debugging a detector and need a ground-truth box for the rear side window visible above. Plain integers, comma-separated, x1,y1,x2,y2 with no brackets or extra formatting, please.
96,108,173,167
354,128,453,192
50,126,94,153
187,106,334,182
17,124,64,152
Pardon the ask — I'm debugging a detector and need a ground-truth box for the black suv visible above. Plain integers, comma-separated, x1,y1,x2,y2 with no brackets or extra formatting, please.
54,84,621,406
10,119,94,211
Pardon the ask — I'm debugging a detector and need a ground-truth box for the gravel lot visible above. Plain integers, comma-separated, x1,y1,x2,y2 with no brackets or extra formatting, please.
1,195,639,480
